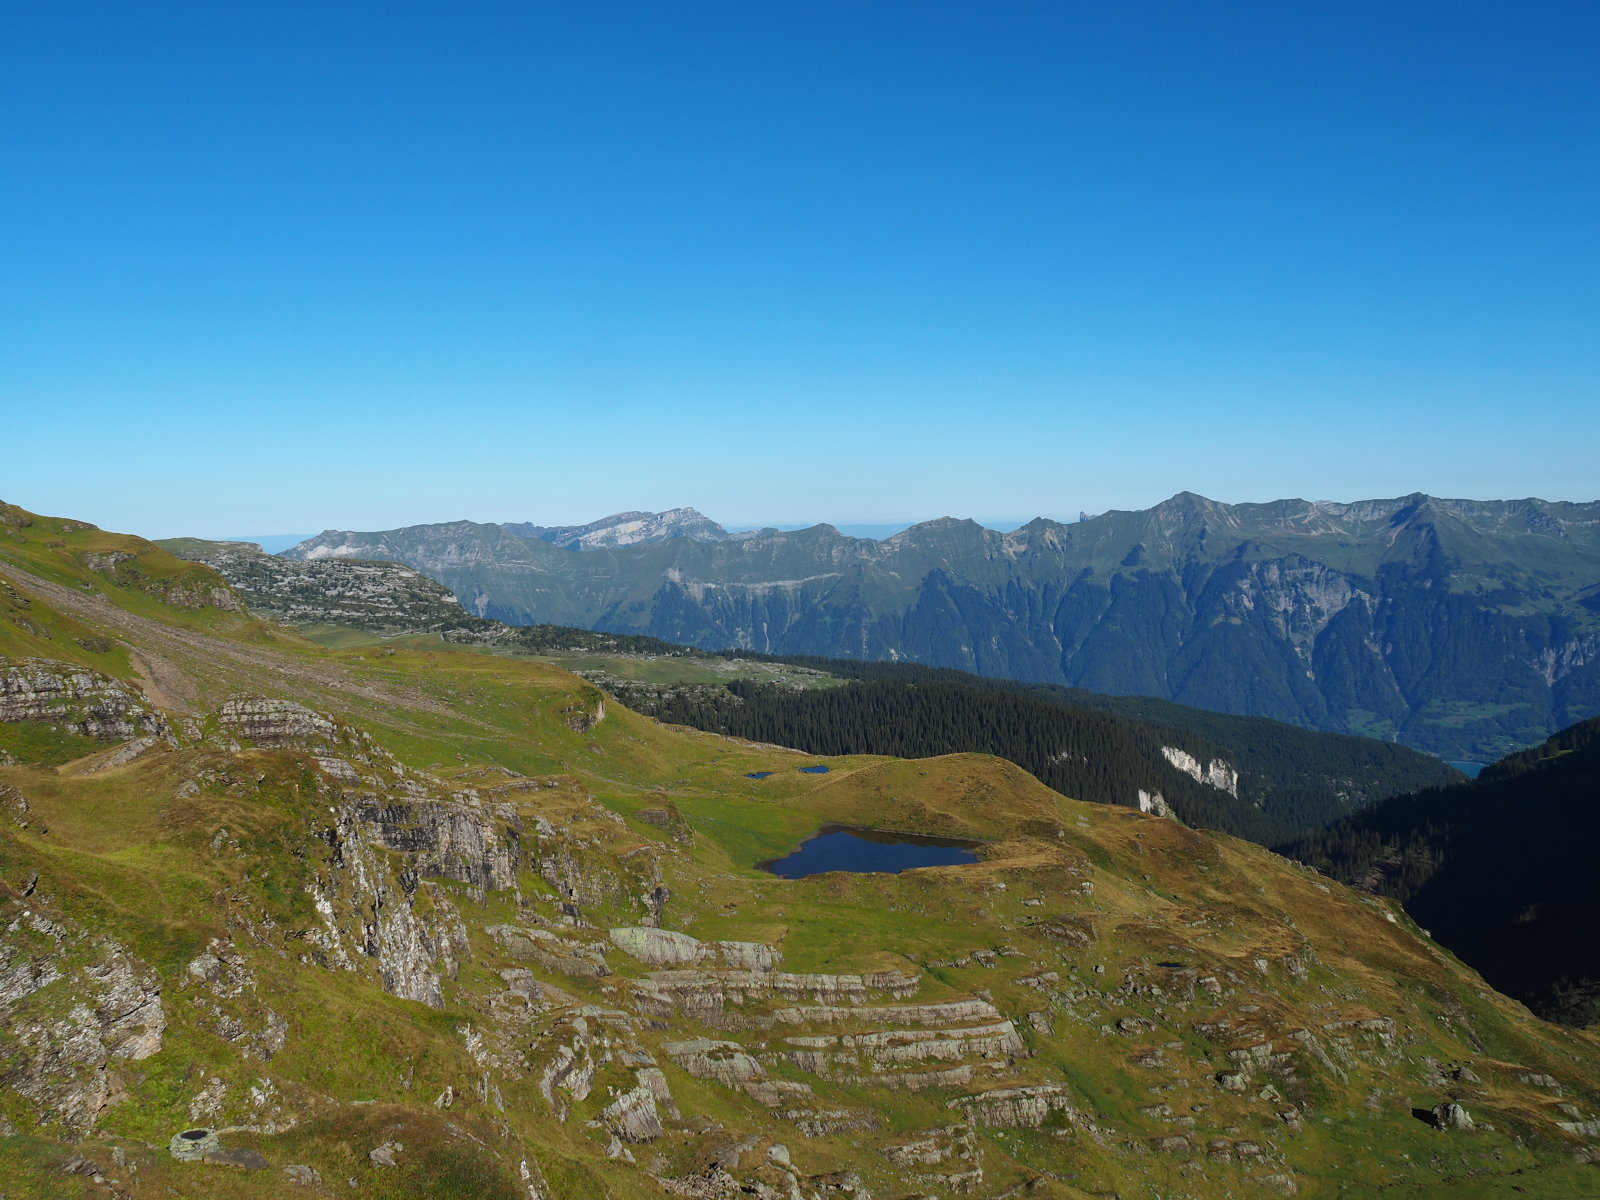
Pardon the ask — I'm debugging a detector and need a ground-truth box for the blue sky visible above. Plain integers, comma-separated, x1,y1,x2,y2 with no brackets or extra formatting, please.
3,1,1597,539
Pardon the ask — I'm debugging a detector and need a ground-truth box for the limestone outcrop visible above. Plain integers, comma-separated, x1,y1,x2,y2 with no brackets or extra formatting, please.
351,798,522,893
664,1038,768,1086
599,1085,663,1143
0,900,165,1134
305,805,470,1009
1161,745,1241,796
610,926,779,971
218,697,341,747
0,658,170,742
489,925,610,978
948,1083,1086,1129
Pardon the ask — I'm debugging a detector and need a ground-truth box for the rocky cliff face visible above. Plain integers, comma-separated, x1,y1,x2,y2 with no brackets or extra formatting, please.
0,659,172,743
159,539,472,633
1161,746,1240,797
0,899,166,1135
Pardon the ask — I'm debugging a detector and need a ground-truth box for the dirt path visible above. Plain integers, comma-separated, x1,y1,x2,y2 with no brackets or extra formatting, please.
125,646,205,712
0,561,467,725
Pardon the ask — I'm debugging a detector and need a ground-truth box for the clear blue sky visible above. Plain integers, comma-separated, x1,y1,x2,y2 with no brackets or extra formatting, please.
4,1,1597,539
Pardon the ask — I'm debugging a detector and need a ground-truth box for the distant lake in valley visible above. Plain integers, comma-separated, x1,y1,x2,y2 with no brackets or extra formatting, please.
757,825,980,879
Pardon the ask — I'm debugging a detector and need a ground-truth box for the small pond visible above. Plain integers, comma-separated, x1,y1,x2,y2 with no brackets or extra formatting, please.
744,772,772,779
799,765,831,774
757,825,980,879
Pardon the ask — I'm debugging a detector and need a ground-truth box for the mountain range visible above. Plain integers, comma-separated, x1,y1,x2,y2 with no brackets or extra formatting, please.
162,535,1464,847
9,496,1600,1198
161,529,1595,1032
284,492,1600,761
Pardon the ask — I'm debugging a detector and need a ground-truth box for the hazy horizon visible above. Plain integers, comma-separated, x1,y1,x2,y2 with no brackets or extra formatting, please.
145,485,1600,552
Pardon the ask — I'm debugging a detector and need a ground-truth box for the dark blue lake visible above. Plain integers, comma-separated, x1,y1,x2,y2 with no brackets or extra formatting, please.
1447,761,1485,778
744,772,772,779
758,825,980,879
799,765,830,774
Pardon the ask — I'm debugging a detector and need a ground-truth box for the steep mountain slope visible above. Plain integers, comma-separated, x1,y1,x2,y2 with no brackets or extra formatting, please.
1285,716,1600,1026
165,536,1463,846
284,493,1600,760
6,500,1600,1198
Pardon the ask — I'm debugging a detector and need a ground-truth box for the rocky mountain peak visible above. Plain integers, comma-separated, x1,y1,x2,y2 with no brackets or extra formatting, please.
501,507,731,550
888,516,987,541
1156,490,1221,514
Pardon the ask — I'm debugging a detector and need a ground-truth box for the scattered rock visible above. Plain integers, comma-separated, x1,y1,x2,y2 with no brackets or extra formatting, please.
204,1146,270,1170
369,1140,404,1167
187,1077,227,1121
1252,1173,1299,1194
600,1085,663,1143
169,1129,219,1161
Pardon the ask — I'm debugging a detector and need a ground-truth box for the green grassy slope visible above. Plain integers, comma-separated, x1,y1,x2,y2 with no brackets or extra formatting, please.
3,505,1600,1199
1285,716,1600,1026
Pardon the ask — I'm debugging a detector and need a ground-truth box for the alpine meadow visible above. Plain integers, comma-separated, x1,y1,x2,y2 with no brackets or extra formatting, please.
5,4,1600,1199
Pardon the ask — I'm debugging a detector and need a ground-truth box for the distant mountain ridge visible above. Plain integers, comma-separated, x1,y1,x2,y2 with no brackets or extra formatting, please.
283,492,1600,760
500,506,745,550
161,535,1464,847
159,536,698,656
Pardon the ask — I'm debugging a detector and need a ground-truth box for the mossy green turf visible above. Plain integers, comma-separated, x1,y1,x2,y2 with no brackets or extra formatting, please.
4,505,1600,1198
